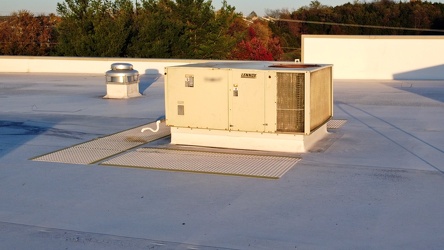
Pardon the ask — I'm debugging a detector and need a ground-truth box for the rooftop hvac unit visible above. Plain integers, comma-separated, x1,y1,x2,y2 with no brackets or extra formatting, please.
165,62,333,153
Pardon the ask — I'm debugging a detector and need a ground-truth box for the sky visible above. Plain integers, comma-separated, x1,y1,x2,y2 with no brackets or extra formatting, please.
3,0,444,16
1,0,369,16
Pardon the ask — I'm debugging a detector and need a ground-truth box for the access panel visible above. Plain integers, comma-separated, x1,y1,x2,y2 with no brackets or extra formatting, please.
165,67,229,130
229,70,266,132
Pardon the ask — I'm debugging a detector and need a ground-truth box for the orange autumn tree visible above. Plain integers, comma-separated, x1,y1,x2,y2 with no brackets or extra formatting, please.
0,11,59,55
230,19,283,61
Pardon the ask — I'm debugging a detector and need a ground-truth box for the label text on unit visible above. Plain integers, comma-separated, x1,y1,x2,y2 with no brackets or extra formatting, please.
241,73,257,79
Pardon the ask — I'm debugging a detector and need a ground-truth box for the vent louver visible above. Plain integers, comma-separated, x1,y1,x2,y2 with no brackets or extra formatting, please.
310,67,333,130
276,73,305,133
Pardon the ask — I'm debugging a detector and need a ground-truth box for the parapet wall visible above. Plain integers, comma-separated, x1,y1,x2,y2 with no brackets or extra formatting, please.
302,35,444,80
0,56,210,75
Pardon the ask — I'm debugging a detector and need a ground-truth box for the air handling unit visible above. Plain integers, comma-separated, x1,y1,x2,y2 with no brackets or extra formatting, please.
164,62,333,153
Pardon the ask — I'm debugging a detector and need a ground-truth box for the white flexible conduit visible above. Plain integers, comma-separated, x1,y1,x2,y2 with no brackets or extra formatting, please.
141,120,161,133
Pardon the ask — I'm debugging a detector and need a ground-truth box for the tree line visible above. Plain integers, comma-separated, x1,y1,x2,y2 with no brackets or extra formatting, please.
269,0,444,59
0,0,282,60
1,0,443,60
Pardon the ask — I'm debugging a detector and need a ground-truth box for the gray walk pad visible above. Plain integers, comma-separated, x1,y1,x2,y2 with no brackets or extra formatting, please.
31,121,170,164
327,119,347,129
101,148,300,179
31,120,345,173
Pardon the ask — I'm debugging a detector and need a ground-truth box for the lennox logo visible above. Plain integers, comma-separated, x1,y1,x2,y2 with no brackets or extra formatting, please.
241,73,257,79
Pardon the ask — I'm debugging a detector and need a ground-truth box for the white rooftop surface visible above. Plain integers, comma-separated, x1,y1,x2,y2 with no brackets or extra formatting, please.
1,73,444,249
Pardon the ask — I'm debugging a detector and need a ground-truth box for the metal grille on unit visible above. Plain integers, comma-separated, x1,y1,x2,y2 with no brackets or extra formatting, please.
310,67,333,130
276,73,305,133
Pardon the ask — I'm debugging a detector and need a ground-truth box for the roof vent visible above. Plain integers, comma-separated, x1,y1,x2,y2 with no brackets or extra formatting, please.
104,63,141,99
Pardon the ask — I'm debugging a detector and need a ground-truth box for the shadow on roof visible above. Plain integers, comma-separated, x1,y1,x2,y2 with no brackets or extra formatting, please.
393,64,444,80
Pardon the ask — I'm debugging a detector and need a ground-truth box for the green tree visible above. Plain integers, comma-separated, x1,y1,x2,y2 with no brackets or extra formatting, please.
128,0,240,59
56,0,135,56
128,0,180,58
172,0,215,58
200,1,241,59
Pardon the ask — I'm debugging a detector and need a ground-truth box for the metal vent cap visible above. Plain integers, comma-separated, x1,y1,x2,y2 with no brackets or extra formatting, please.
111,63,133,70
106,63,139,84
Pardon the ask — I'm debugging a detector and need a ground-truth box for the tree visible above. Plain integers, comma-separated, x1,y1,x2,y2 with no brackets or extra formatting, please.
0,11,59,55
56,0,135,56
170,0,240,59
266,8,302,60
128,0,182,58
266,0,444,58
201,1,242,59
230,20,283,61
230,38,273,60
128,0,240,59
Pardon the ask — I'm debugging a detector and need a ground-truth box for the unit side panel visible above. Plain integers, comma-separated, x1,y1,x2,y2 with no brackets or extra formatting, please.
304,72,311,134
229,70,266,132
165,68,229,130
264,72,277,132
310,67,333,130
